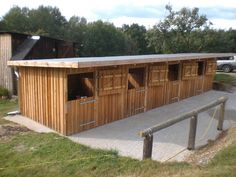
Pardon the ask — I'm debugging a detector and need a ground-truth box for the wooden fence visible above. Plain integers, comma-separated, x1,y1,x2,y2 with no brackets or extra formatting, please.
139,96,228,160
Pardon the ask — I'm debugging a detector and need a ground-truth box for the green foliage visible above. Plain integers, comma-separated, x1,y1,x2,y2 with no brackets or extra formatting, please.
0,87,9,98
147,5,212,53
122,24,152,54
1,5,67,39
81,21,136,56
1,4,236,56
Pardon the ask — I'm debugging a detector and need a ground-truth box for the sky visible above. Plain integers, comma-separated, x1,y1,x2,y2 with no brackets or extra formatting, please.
1,0,236,29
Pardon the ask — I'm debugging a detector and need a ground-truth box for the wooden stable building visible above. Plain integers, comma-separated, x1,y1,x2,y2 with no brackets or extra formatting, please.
0,31,77,94
8,53,233,135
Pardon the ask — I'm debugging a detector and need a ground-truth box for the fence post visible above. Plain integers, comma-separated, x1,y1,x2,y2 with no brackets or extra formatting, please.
217,101,226,131
143,134,153,160
188,114,198,150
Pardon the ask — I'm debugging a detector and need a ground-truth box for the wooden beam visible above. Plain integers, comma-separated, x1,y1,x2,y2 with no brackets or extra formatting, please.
217,102,226,130
140,96,228,137
143,134,153,160
187,114,198,150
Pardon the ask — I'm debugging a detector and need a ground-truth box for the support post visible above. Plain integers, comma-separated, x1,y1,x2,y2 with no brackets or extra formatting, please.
188,114,198,150
143,134,153,160
217,101,226,131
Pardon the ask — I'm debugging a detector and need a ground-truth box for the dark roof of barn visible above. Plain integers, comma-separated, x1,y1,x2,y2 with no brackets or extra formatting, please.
7,53,235,69
0,31,76,43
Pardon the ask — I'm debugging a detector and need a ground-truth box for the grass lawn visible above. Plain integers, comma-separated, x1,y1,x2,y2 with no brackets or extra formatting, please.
0,100,236,177
214,73,236,84
0,99,18,124
0,131,236,177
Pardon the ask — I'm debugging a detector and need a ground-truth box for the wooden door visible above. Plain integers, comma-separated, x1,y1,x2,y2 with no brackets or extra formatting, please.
66,72,96,134
147,63,168,110
195,61,205,95
127,67,146,116
168,81,180,103
97,68,126,125
167,63,181,103
67,97,96,134
195,76,204,95
127,87,145,116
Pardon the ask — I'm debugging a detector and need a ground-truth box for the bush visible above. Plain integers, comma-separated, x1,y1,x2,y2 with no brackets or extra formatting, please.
0,87,9,98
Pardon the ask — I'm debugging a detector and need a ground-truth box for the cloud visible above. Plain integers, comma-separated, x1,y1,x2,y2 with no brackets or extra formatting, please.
200,7,236,20
1,0,236,29
93,5,164,19
108,16,159,28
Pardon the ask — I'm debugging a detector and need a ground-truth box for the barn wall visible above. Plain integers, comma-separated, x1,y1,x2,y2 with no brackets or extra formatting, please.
18,58,217,135
26,37,75,59
19,67,67,134
0,34,13,93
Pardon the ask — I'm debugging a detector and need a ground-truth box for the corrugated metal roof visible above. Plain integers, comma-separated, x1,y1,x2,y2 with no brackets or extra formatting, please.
7,53,236,68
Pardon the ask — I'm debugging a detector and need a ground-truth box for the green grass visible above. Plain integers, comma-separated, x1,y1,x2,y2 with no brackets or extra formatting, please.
0,131,236,177
0,99,18,124
0,132,192,177
1,99,236,176
214,73,236,84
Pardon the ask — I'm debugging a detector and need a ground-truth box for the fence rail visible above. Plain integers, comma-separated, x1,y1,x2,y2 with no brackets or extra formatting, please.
139,96,228,160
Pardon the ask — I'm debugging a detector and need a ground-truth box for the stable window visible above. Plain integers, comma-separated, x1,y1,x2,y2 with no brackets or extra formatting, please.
168,64,179,81
67,72,94,101
148,64,168,86
198,61,205,76
128,67,145,89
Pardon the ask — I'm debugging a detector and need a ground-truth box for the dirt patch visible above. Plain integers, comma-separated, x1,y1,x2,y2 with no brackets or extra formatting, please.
0,124,30,139
186,124,236,165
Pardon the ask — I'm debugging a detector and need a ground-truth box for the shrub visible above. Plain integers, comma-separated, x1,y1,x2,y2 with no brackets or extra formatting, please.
0,87,9,98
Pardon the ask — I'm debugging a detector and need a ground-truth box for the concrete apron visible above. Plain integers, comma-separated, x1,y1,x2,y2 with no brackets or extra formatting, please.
5,90,236,162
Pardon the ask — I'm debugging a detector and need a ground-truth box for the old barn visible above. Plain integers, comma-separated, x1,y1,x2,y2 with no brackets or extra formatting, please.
7,53,233,135
0,31,77,94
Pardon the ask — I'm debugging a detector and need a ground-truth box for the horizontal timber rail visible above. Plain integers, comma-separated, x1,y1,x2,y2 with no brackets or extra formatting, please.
139,96,228,160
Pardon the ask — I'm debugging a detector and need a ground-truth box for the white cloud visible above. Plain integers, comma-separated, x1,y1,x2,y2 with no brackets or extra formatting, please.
211,19,236,30
1,0,236,29
108,16,159,29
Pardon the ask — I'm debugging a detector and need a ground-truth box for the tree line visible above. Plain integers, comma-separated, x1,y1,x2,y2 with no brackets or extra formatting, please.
0,5,236,57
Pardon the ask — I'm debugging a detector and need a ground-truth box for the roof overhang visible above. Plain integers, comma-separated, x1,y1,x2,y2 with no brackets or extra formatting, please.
7,53,235,69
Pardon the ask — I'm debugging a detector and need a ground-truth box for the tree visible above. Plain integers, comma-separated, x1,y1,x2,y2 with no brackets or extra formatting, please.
66,16,88,56
0,6,30,33
0,6,67,39
147,5,212,53
122,24,151,54
28,6,67,39
82,21,136,56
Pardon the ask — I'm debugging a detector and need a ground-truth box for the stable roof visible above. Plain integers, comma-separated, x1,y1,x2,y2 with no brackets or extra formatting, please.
7,53,235,69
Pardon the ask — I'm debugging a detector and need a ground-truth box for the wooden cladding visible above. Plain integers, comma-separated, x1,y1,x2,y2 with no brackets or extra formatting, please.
19,67,66,134
98,69,126,95
148,64,168,86
182,62,198,80
0,34,13,93
205,60,217,75
17,58,217,135
67,97,95,135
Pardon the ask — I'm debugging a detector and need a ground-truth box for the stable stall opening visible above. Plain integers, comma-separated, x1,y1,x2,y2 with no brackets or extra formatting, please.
128,67,145,89
67,72,94,101
168,64,179,81
198,61,205,76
